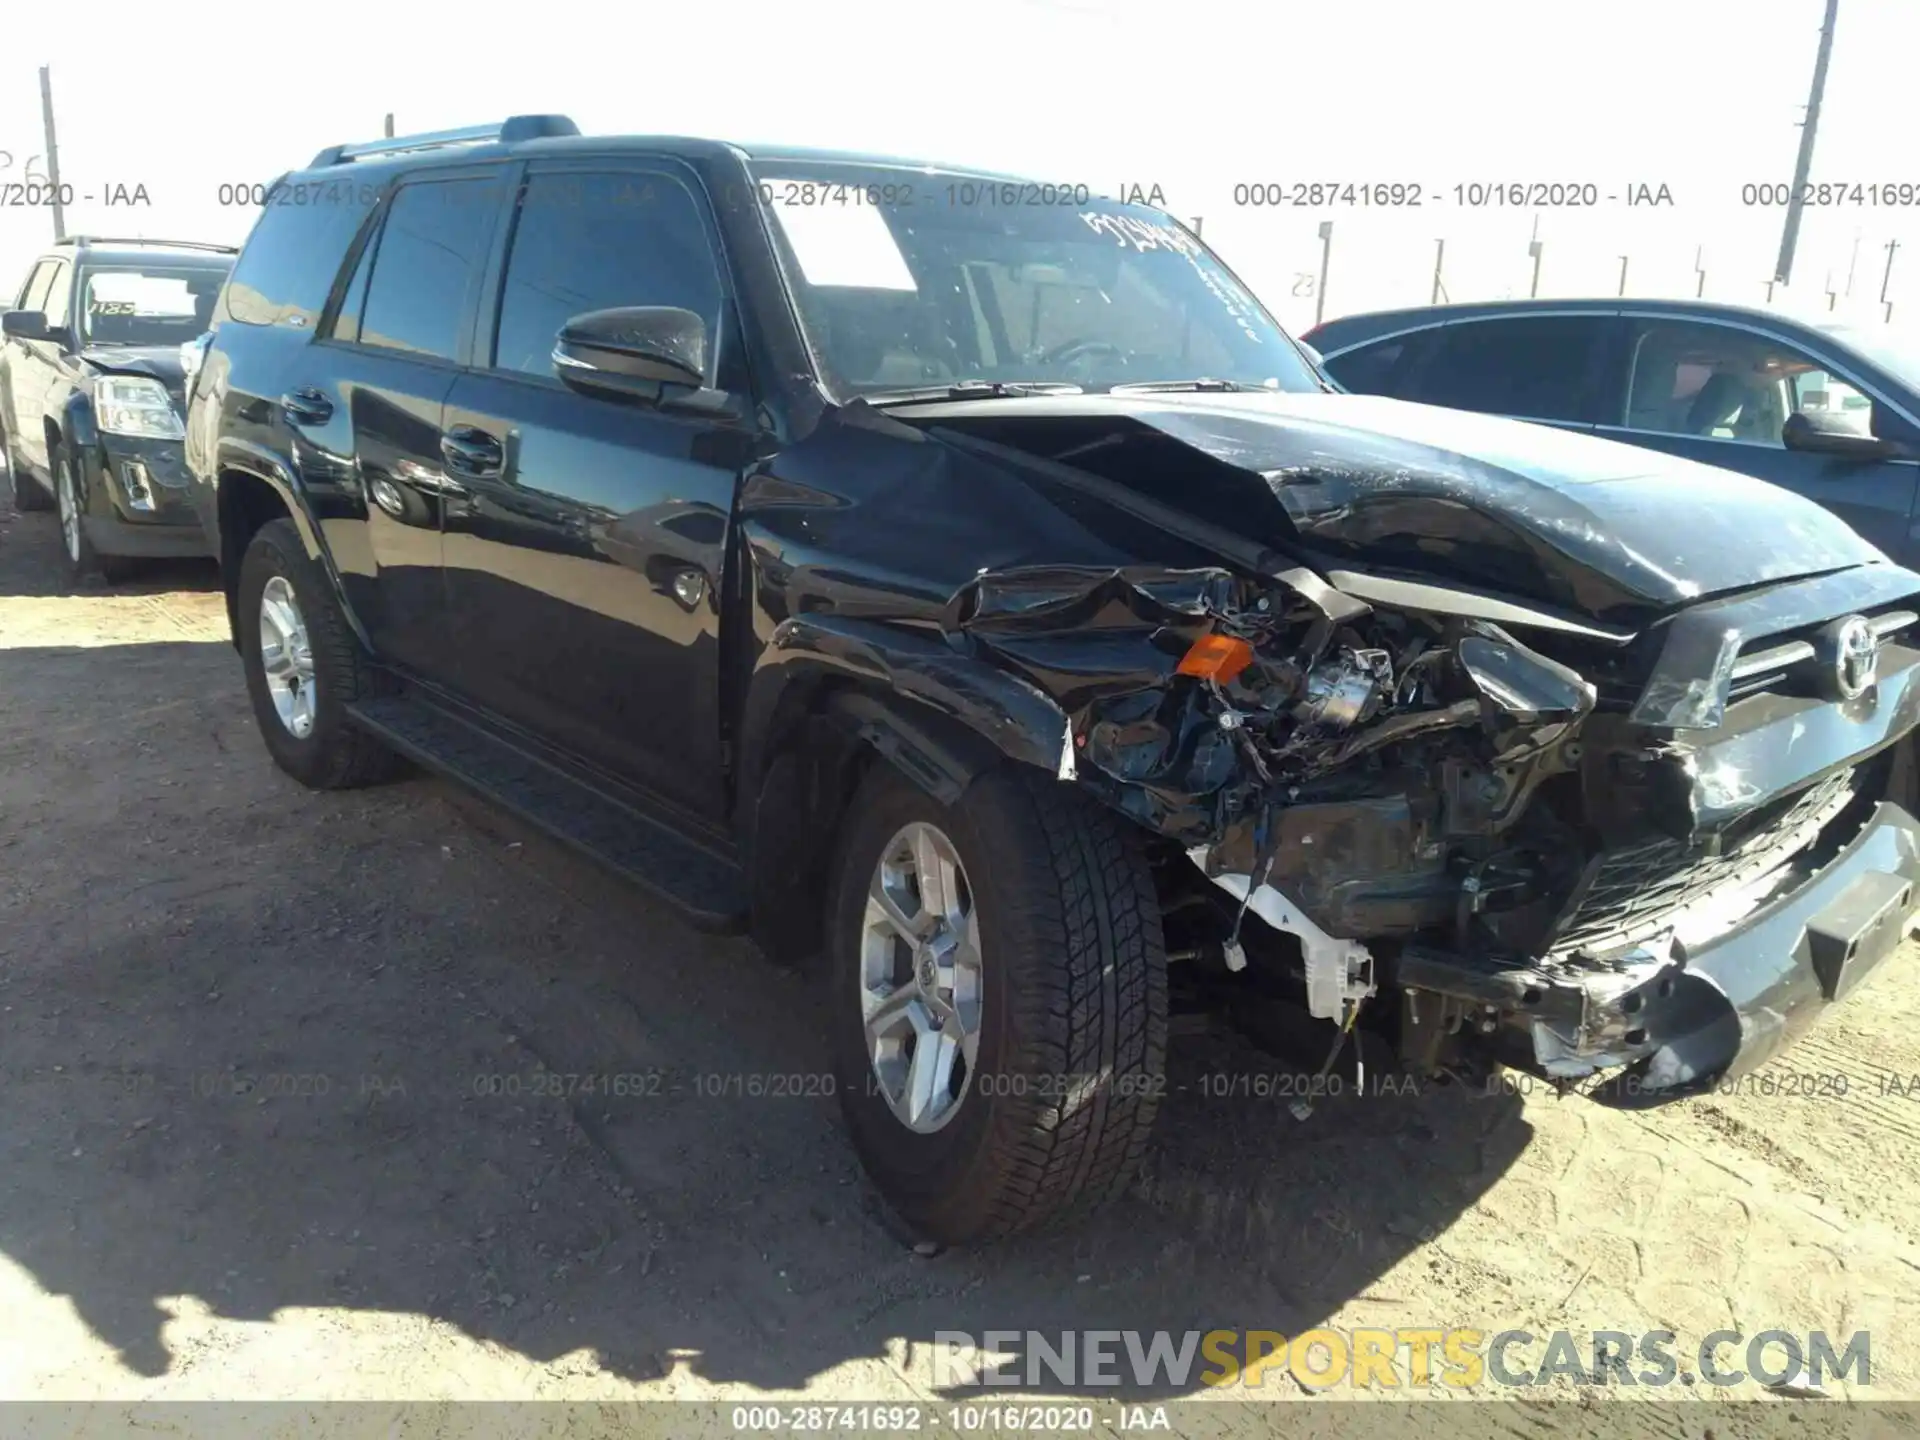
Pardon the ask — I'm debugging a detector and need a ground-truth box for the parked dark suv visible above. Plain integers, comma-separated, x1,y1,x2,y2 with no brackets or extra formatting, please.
188,117,1920,1243
1301,299,1920,567
2,237,234,579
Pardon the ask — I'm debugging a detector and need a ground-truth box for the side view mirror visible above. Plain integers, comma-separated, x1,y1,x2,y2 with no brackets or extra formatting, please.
2,309,50,342
553,306,708,402
1783,407,1910,461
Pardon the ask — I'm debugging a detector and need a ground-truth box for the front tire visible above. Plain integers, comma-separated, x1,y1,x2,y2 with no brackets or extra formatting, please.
828,762,1168,1244
238,518,404,789
52,446,137,583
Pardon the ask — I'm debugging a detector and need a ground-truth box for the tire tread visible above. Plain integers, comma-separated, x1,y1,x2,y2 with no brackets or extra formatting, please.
974,771,1168,1237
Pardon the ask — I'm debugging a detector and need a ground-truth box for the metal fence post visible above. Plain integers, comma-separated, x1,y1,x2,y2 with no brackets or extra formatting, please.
1315,221,1333,325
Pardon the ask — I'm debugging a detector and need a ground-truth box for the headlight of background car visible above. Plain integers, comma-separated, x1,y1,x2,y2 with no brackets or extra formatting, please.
95,376,185,439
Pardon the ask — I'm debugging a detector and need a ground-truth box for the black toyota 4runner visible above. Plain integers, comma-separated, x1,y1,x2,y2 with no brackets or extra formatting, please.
187,116,1920,1243
3,236,233,579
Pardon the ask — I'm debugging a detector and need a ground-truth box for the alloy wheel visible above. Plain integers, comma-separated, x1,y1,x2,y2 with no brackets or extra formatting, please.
258,574,317,739
858,821,984,1133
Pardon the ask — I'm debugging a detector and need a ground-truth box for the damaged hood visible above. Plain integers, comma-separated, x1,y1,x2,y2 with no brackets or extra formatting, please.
898,390,1884,625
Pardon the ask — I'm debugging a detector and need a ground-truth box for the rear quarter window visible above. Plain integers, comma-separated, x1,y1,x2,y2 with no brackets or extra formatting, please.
1322,335,1417,395
221,177,380,329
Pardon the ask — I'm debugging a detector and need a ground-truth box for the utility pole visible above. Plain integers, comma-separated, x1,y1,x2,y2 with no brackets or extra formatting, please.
1315,220,1333,325
1617,255,1630,296
1774,0,1839,285
38,66,65,241
1846,229,1862,295
1431,238,1445,304
384,113,395,138
1527,214,1543,298
1883,238,1902,322
1695,245,1708,297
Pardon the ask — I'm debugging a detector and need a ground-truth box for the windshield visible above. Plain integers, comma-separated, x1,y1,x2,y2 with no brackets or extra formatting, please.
1818,322,1920,394
747,161,1322,400
78,265,228,347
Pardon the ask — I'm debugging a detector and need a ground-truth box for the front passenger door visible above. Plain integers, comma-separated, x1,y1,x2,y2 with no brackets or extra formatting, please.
440,163,753,820
1596,317,1920,562
4,260,63,477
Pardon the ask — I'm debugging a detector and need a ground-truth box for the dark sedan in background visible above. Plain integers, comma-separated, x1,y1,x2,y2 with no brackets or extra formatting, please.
1302,299,1920,569
1,236,235,581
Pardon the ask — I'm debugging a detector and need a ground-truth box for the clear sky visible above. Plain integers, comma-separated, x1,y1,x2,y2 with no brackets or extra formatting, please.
2,0,1916,334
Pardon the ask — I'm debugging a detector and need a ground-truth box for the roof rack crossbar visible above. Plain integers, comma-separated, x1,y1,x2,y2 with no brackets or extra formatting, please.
55,236,239,254
307,115,579,168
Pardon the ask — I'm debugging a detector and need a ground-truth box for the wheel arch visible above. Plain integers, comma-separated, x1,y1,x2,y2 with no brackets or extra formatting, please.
736,612,1072,966
213,442,365,653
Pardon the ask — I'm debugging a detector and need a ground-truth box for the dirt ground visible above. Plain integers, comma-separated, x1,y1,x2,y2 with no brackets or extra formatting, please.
4,466,1920,1432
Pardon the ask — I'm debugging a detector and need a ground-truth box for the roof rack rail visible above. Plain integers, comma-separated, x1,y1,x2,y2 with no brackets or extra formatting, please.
307,115,580,168
55,235,240,254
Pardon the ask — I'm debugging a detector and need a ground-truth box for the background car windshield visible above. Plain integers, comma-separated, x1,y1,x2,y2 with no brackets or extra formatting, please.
747,164,1321,398
79,266,227,346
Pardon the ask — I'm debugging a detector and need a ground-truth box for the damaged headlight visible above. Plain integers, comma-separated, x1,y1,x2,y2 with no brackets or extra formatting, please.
1456,625,1597,718
95,376,185,439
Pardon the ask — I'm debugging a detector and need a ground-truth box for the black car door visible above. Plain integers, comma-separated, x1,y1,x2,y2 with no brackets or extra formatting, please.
1393,313,1618,436
438,160,751,821
1593,314,1920,564
4,259,64,476
302,169,509,675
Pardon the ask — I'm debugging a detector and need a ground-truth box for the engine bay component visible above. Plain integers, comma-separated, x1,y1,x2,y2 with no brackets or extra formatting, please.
1188,846,1377,1021
1296,647,1392,729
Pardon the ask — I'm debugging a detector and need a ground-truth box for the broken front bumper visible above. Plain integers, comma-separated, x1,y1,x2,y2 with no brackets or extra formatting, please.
1399,799,1920,1100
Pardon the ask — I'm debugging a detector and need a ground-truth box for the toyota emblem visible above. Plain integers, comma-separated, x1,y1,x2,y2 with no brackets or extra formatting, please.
1829,615,1879,700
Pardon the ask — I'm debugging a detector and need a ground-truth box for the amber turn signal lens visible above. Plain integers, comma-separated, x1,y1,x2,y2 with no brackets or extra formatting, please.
1176,633,1254,683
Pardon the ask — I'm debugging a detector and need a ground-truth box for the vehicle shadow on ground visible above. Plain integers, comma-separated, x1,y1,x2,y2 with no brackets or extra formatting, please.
0,636,1532,1399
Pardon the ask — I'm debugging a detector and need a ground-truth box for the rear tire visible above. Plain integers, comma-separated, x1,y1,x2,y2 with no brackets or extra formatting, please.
238,517,404,790
4,420,53,512
827,762,1168,1244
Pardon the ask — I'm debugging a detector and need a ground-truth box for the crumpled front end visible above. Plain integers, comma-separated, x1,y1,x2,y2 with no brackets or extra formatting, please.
941,552,1920,1099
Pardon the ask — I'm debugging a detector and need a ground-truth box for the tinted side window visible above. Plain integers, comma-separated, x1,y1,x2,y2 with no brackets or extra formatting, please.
1621,318,1836,448
1322,336,1414,395
1410,317,1601,422
491,171,722,378
40,261,72,328
224,179,380,329
359,180,494,362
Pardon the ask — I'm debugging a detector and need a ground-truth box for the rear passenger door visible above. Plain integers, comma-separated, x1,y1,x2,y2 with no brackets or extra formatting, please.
438,161,752,820
308,169,509,675
1594,315,1920,562
1394,314,1619,434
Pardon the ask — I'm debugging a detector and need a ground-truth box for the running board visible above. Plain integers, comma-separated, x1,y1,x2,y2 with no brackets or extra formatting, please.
346,694,747,931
